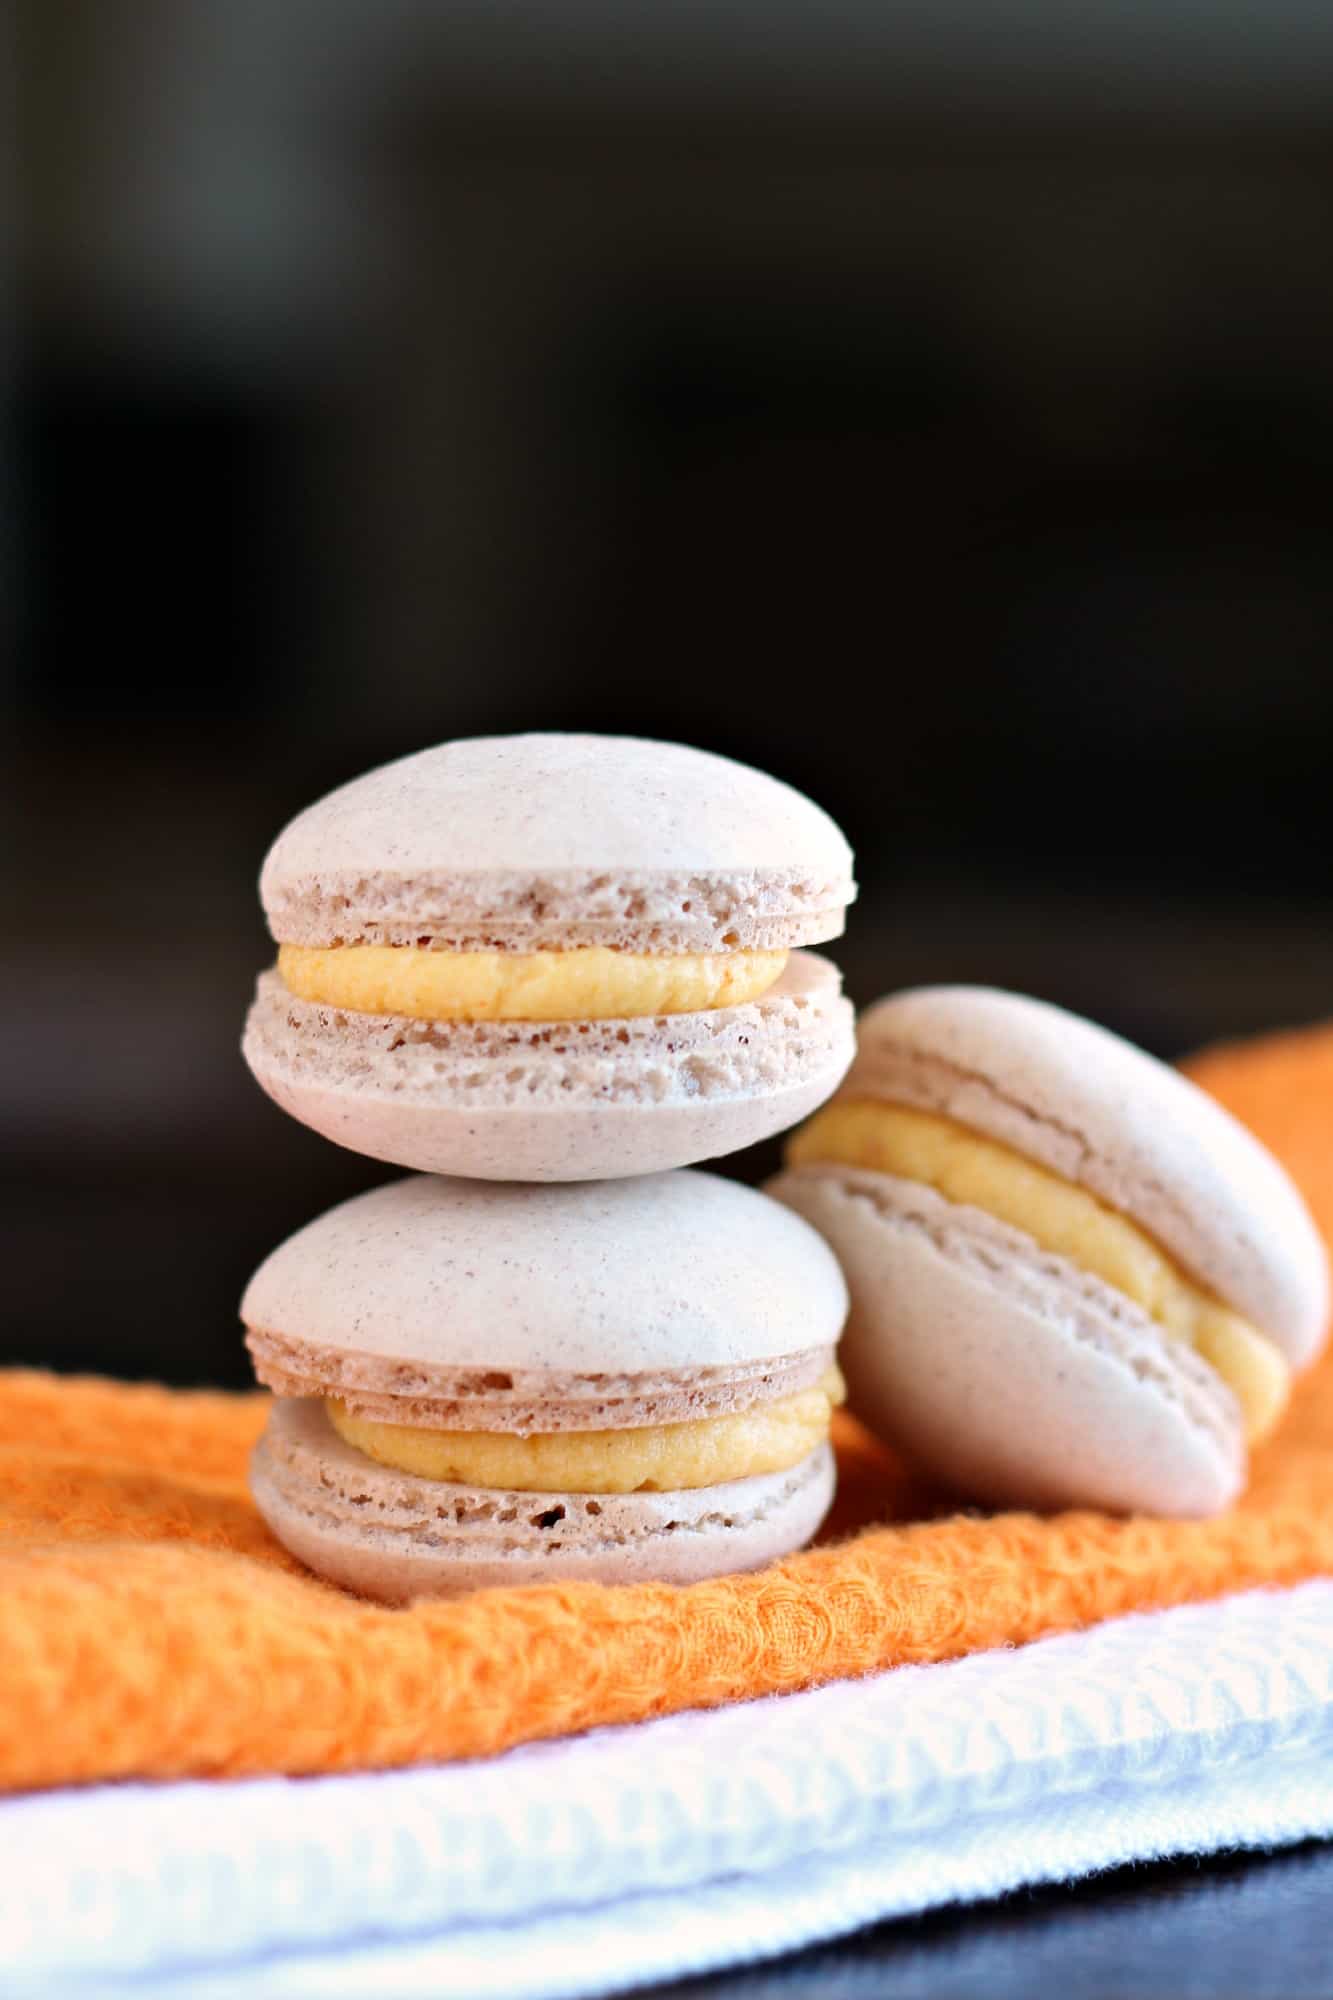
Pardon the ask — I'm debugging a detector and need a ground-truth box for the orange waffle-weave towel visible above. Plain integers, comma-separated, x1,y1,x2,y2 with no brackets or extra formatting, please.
4,1023,1333,1793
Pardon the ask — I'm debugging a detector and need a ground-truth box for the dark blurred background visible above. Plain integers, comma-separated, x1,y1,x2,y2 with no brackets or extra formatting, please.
11,3,1333,1387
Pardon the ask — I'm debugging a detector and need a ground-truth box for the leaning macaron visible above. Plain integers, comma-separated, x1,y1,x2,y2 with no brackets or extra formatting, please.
244,1170,848,1599
243,734,856,1180
768,986,1328,1518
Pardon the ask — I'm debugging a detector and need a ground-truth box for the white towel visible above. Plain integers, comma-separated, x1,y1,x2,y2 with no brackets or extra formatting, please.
5,1577,1333,1999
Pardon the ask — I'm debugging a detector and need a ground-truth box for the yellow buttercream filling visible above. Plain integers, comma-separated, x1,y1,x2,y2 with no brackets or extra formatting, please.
278,943,788,1022
326,1369,844,1493
788,1102,1289,1443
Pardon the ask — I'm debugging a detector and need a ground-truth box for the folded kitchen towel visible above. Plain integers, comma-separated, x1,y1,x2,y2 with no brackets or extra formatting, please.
6,1578,1333,1998
2,1021,1333,1794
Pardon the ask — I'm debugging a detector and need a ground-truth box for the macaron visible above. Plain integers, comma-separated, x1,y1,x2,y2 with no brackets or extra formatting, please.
768,986,1329,1518
243,734,856,1180
244,1169,848,1599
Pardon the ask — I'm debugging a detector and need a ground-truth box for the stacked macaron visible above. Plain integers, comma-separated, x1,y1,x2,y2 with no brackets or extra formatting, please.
240,735,855,1598
244,1175,846,1597
244,734,856,1180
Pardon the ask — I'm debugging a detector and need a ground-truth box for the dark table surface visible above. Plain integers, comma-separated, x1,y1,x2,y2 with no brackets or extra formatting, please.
636,1841,1333,1999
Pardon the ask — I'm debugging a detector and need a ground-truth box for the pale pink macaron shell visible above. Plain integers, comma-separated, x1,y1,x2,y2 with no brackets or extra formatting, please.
260,734,856,954
241,1170,849,1378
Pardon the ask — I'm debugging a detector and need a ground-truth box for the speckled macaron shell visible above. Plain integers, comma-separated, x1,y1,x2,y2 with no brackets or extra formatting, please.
251,1399,836,1600
260,734,856,953
840,986,1329,1366
242,949,855,1181
768,1165,1245,1517
245,1172,846,1596
242,1169,848,1405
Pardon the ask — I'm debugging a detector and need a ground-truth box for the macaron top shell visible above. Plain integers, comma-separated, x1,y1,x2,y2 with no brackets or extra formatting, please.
842,985,1329,1366
259,734,855,952
241,1170,849,1374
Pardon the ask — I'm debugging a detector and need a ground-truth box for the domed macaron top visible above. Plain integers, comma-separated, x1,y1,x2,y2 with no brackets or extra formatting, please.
841,985,1329,1367
240,1170,849,1375
259,734,855,953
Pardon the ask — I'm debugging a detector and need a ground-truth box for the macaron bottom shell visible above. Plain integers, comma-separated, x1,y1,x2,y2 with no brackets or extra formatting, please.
768,1165,1246,1519
242,950,854,1181
251,1399,836,1600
